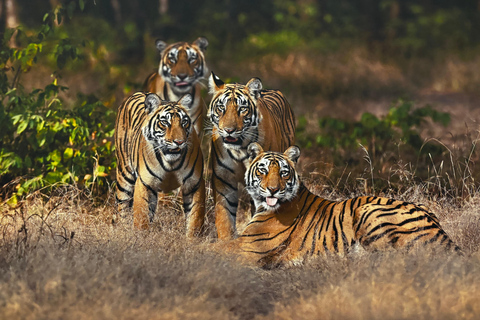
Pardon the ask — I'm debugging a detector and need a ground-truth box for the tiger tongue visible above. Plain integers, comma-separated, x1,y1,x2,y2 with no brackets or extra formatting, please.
266,197,278,207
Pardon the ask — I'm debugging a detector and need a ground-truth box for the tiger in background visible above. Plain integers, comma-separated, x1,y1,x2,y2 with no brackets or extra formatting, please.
144,37,209,135
115,92,205,237
208,72,296,240
236,143,460,267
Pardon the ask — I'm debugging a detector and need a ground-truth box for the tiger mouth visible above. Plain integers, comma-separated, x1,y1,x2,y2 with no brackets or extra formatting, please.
223,136,242,145
164,147,182,154
265,197,278,207
174,81,191,88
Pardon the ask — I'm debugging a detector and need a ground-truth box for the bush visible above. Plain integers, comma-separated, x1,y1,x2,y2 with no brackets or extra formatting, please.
0,1,115,205
298,99,450,155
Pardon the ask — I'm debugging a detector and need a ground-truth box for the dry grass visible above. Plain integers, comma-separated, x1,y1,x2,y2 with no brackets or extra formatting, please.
4,42,480,319
1,174,480,320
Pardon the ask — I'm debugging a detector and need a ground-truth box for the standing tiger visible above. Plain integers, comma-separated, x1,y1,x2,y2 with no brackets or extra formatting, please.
115,92,205,237
143,37,208,135
237,143,460,267
208,72,296,239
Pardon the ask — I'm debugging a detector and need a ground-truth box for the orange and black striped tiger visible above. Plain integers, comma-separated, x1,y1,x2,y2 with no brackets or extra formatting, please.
115,92,205,237
208,72,295,240
237,143,460,267
143,37,208,135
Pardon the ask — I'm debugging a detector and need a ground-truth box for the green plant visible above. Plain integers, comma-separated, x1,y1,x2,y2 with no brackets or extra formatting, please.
0,1,115,205
297,99,450,161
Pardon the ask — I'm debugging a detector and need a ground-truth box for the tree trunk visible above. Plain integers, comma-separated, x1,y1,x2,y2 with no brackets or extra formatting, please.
5,0,18,47
110,0,121,25
159,0,168,15
0,0,6,38
6,0,17,28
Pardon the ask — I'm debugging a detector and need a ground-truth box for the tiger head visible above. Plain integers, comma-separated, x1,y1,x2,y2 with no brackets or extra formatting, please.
245,143,301,211
142,93,193,163
208,72,263,151
156,37,208,95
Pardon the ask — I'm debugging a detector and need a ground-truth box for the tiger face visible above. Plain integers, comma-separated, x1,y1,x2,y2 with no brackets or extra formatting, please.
156,37,208,96
142,94,193,163
208,72,263,150
245,143,301,211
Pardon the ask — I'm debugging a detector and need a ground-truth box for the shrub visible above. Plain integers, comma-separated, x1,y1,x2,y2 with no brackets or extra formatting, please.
0,1,115,205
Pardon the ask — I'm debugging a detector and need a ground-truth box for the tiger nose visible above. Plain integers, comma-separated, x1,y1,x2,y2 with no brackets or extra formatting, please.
174,139,185,146
225,127,235,134
177,73,188,80
268,186,279,195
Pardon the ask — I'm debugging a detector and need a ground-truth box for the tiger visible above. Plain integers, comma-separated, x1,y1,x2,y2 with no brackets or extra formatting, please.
237,143,460,267
114,92,205,237
143,37,208,136
208,72,296,240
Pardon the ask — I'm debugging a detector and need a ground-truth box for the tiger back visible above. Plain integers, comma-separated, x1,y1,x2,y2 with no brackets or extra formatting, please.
144,37,208,135
208,72,296,239
115,92,205,237
237,143,460,267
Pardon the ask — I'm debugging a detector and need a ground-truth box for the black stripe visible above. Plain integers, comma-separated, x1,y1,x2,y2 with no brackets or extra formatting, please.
145,161,164,181
182,145,200,184
138,176,157,196
214,188,238,209
213,144,235,174
332,218,339,252
116,182,133,196
183,178,201,197
363,215,430,239
213,171,238,192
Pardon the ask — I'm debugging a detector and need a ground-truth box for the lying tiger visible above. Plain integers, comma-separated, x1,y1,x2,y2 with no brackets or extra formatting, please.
235,143,460,267
114,92,205,237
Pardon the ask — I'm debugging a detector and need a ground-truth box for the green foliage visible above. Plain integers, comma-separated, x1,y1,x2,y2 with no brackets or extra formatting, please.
388,5,474,56
0,1,115,204
297,100,451,159
246,31,305,55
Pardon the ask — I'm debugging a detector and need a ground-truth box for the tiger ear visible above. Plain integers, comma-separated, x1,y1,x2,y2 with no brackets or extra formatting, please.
247,143,264,161
209,71,225,94
178,94,193,108
193,37,208,52
284,146,301,164
144,93,162,114
155,39,167,53
246,77,262,100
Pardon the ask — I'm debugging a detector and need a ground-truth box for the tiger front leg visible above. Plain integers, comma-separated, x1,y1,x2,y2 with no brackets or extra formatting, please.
212,175,238,240
115,166,136,216
182,177,206,238
132,178,158,230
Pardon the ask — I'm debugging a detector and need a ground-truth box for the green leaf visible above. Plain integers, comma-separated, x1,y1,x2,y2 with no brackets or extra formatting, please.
48,149,62,164
7,194,18,207
45,171,63,184
17,120,28,134
64,147,74,160
11,114,22,125
79,0,85,11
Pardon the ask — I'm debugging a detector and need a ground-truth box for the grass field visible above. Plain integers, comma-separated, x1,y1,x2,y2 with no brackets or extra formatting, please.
2,44,480,319
1,173,479,319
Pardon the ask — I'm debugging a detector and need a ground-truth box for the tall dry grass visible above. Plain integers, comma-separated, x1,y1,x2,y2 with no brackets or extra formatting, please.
3,43,480,319
1,168,480,320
